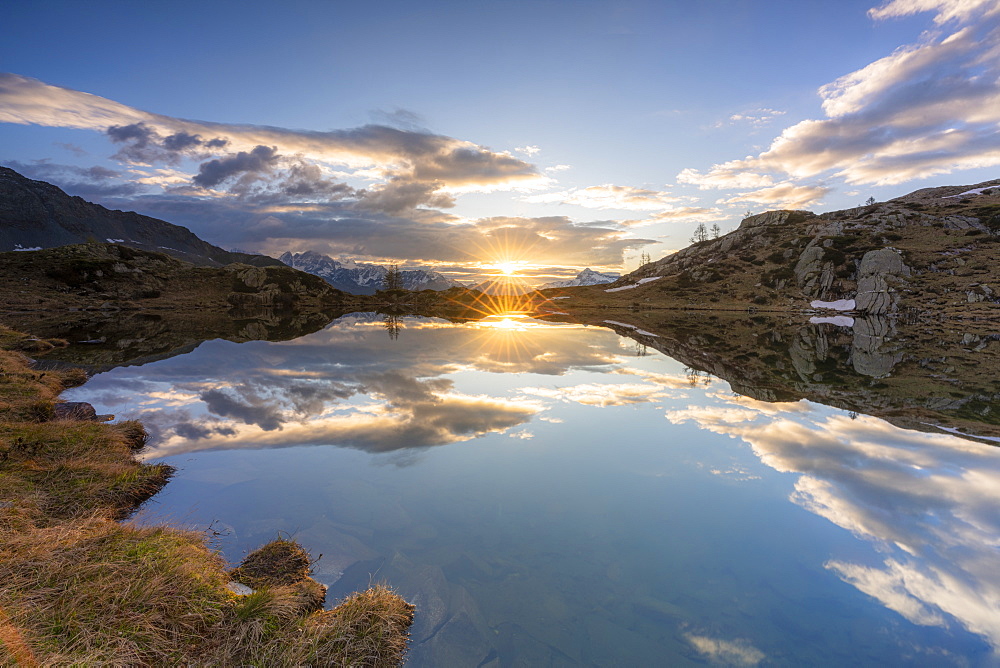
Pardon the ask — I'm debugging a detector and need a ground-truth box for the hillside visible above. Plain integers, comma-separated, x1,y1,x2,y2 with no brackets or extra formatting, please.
0,243,359,312
0,166,281,268
545,180,1000,317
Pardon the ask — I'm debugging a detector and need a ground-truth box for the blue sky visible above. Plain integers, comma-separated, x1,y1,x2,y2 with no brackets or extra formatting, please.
2,0,998,283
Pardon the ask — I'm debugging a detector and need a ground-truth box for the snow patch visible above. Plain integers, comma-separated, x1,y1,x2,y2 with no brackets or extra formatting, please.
943,186,997,199
106,238,125,243
604,276,661,293
550,296,571,300
12,245,42,251
811,299,856,311
810,316,855,327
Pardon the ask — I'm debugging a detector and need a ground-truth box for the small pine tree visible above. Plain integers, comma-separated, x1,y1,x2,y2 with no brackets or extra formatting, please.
690,223,709,244
865,196,876,206
382,264,404,291
710,223,721,239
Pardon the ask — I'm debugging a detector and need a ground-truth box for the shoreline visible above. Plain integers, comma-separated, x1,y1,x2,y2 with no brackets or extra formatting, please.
0,325,414,665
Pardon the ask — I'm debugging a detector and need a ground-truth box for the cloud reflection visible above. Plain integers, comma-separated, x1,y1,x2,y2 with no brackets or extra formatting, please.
667,401,1000,649
77,314,634,459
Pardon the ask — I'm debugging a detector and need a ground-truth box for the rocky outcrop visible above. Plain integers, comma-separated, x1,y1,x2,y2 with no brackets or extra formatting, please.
794,246,835,299
855,248,911,314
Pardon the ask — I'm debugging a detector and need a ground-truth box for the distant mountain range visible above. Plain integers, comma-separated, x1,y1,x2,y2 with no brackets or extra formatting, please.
278,250,465,295
0,166,281,268
540,268,619,289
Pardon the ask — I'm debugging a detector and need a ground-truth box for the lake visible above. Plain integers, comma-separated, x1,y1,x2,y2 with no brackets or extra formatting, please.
61,311,1000,666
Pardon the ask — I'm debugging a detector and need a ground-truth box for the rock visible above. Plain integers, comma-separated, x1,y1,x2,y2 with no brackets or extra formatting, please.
794,246,834,298
855,248,911,314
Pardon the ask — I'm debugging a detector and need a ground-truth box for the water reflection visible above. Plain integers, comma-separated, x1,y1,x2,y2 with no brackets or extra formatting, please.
57,311,1000,664
668,397,1000,652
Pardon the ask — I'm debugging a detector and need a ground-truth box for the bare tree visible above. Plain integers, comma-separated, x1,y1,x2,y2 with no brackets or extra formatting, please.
690,223,709,244
710,223,721,239
640,251,651,266
744,209,754,219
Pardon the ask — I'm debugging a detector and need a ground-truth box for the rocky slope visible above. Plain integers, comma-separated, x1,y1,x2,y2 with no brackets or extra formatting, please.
550,179,1000,316
0,243,357,313
279,250,464,294
540,268,619,289
0,166,281,268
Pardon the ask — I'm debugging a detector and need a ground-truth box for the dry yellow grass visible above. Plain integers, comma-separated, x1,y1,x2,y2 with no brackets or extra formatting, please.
0,324,414,665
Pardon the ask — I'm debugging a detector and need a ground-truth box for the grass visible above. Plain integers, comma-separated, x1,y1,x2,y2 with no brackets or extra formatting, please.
0,324,414,665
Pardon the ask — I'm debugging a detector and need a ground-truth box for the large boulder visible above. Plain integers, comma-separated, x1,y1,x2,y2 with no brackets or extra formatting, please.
855,248,911,314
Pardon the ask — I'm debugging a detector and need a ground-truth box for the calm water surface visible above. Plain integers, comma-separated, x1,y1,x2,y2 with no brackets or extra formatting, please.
65,313,1000,666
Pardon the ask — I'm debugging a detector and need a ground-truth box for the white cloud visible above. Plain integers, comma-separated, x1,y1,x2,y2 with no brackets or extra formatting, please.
524,183,685,211
677,3,1000,197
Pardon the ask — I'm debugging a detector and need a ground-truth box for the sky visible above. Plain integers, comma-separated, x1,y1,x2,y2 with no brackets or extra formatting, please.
1,0,999,285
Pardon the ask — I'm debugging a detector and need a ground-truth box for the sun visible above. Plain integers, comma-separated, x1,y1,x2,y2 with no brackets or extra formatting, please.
493,261,522,276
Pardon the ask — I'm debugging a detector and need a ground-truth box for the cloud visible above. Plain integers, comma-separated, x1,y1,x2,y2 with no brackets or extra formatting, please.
727,108,787,128
869,0,1000,24
6,159,142,197
718,182,831,209
515,145,541,156
524,184,685,211
0,73,544,197
677,3,1000,197
643,207,728,223
192,145,280,188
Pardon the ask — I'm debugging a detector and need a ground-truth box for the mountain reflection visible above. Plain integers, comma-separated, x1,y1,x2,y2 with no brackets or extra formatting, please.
668,397,1000,650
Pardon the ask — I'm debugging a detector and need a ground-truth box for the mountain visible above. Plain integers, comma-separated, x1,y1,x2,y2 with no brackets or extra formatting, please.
0,243,355,313
554,179,1000,317
278,250,464,295
0,166,281,268
540,268,619,289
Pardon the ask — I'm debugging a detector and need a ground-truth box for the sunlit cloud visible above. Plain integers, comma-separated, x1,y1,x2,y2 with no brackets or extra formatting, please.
0,73,545,206
524,184,685,211
717,182,831,209
677,1,1000,201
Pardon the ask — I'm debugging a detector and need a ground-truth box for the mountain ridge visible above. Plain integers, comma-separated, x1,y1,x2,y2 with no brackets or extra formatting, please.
0,166,281,268
547,178,1000,317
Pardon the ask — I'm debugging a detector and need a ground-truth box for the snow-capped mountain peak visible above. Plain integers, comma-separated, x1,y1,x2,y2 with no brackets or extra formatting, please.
540,268,620,289
279,250,464,295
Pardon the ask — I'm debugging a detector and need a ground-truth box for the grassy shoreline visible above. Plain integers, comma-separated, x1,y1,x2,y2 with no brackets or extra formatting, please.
0,325,414,666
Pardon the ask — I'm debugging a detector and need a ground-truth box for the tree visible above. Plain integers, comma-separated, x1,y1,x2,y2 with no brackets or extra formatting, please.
382,264,403,291
640,251,651,266
865,196,876,206
744,209,754,219
710,223,721,239
690,223,709,244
